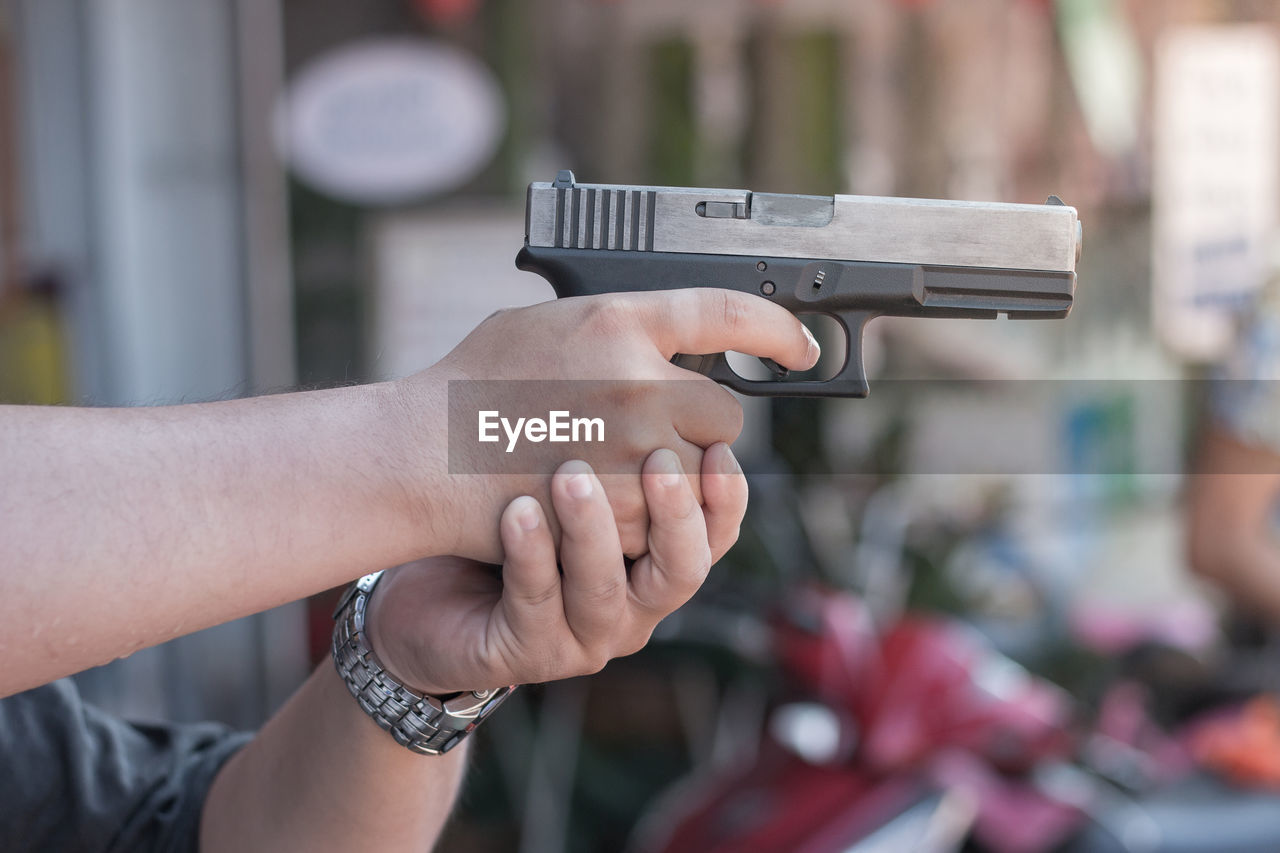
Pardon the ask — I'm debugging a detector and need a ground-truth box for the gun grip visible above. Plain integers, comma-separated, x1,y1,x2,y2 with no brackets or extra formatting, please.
671,311,874,398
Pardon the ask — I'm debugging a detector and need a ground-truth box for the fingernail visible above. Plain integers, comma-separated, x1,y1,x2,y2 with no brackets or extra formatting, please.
513,497,541,531
566,471,594,500
802,325,821,368
558,460,596,500
655,449,683,488
717,444,740,475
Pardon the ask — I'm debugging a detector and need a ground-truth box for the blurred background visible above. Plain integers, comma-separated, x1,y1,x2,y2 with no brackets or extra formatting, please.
8,0,1280,850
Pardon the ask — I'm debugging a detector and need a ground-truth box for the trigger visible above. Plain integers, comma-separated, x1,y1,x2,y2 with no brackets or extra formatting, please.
758,357,790,378
671,353,715,374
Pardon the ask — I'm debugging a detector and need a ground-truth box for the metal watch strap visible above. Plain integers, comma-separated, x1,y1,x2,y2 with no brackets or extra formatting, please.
332,570,515,755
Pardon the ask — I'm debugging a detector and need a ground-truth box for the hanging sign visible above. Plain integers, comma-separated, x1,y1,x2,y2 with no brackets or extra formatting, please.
1153,26,1280,360
277,38,505,205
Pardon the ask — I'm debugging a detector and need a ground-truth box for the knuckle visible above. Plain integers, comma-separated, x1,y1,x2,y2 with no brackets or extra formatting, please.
688,549,714,585
723,395,745,441
648,551,711,603
518,581,561,609
611,378,661,413
717,290,748,339
622,626,655,657
578,648,610,676
579,575,626,607
583,296,634,338
687,381,743,441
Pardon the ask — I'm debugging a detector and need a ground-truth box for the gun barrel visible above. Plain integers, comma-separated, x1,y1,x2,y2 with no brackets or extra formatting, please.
526,178,1080,274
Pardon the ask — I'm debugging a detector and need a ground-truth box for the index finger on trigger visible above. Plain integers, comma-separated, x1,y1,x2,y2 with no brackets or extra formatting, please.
635,289,820,372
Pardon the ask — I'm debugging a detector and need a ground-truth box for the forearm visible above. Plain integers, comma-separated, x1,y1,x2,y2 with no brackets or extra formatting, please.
0,382,450,694
201,664,467,852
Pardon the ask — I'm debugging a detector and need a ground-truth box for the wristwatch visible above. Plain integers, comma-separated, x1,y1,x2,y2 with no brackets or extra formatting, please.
331,570,515,755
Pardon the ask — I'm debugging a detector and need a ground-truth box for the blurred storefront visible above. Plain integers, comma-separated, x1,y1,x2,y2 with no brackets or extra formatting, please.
3,0,301,725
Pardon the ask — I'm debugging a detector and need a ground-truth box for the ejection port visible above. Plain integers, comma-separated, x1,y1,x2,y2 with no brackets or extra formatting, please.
751,193,835,227
696,201,750,219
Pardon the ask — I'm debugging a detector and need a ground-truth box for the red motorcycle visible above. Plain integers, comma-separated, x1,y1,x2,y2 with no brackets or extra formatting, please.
631,585,1085,853
630,586,1280,853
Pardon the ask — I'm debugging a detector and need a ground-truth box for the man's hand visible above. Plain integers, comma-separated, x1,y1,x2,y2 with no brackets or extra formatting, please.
365,443,745,695
396,290,817,563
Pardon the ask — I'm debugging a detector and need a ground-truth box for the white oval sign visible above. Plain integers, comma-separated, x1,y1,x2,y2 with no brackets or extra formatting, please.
278,38,505,205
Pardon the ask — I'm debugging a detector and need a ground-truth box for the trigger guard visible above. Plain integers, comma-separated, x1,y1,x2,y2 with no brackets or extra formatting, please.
672,351,869,398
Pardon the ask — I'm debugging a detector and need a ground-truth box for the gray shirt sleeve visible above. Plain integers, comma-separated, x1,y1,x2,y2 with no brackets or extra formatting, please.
0,678,252,853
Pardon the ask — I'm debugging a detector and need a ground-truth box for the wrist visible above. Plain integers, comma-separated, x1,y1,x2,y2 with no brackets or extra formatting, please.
382,371,460,557
332,571,514,755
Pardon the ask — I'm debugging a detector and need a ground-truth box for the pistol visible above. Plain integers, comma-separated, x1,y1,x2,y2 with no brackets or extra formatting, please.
516,171,1081,398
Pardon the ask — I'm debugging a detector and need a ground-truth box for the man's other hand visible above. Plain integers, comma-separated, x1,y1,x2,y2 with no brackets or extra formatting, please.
364,444,746,695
